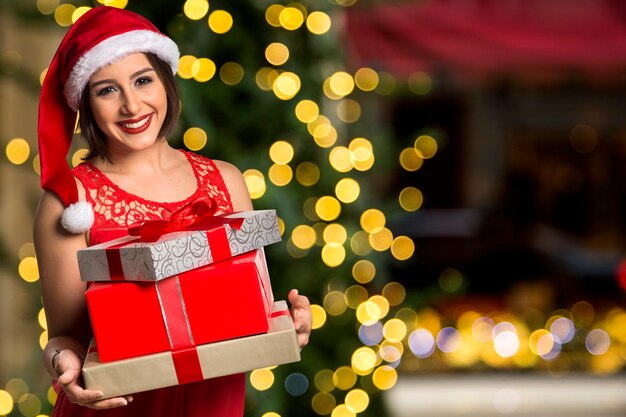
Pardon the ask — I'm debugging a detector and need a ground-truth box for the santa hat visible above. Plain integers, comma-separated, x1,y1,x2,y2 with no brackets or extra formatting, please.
38,6,179,233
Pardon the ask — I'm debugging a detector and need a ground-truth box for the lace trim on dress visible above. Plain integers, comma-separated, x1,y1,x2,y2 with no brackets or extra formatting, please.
72,150,232,235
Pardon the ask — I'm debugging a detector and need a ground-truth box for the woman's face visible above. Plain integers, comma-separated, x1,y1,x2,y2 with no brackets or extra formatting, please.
88,52,168,155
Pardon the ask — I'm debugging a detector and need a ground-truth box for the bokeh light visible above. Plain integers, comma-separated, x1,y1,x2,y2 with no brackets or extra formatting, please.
399,187,423,212
311,304,327,329
345,389,369,413
312,392,336,415
243,169,266,199
333,366,357,390
6,138,30,165
306,11,331,35
409,329,436,358
295,162,320,186
354,67,379,91
183,0,209,20
220,62,244,85
285,372,309,396
279,6,305,30
250,368,275,391
265,42,290,66
183,127,207,151
208,10,233,34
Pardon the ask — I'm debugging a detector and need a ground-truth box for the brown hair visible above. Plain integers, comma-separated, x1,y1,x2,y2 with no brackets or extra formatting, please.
78,52,181,161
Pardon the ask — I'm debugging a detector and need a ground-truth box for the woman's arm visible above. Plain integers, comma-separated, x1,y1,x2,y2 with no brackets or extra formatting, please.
215,160,312,349
34,191,132,408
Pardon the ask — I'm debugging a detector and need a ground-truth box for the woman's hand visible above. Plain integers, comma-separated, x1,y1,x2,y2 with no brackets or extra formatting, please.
288,289,312,349
54,349,133,409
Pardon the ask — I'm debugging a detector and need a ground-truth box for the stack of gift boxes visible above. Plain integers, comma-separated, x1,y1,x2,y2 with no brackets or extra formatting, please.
77,209,300,399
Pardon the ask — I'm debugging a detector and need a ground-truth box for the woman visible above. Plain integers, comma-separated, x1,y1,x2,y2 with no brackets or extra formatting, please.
34,6,312,415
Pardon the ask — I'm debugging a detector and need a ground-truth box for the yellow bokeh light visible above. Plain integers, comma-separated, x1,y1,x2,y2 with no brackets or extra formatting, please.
322,242,346,267
265,42,290,66
332,404,356,417
306,11,331,35
18,393,41,417
369,295,390,319
102,0,128,7
372,365,397,390
345,389,369,413
194,58,216,82
323,78,343,100
335,178,360,203
184,0,209,20
72,6,91,23
414,135,438,159
243,169,266,199
250,368,275,391
295,162,320,186
328,72,355,97
356,301,381,325
345,285,368,309
54,4,75,26
352,259,375,284
178,55,198,79
333,366,357,391
255,67,279,91
262,413,280,417
265,4,284,27
348,137,373,161
183,127,208,151
269,140,294,164
350,231,372,256
383,318,407,343
37,0,59,15
337,99,361,123
19,257,39,282
0,390,13,415
382,282,406,306
308,114,331,136
315,369,335,392
18,243,35,260
390,236,414,260
71,148,89,168
311,304,327,329
268,163,293,186
323,223,348,245
33,154,41,175
329,146,354,173
399,187,423,212
324,290,347,315
360,209,385,233
295,99,319,123
372,230,396,254
353,154,375,172
529,329,551,356
316,196,341,221
354,67,379,91
400,148,424,171
351,347,377,375
47,384,57,406
208,10,233,34
39,330,48,350
315,126,338,148
220,62,244,85
273,72,301,100
279,7,305,30
6,138,30,165
303,198,320,221
40,68,48,86
38,308,47,330
408,71,432,95
312,392,336,415
291,225,316,249
336,0,358,6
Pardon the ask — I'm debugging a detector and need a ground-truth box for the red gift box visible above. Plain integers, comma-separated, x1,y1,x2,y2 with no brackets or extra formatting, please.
86,249,273,363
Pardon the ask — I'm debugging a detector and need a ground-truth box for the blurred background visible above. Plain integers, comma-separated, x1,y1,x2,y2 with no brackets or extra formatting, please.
1,0,626,416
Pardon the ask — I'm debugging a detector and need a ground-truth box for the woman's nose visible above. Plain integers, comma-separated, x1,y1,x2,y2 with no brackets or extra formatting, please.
120,89,140,114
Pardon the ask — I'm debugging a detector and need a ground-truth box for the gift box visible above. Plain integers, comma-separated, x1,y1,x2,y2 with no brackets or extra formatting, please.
77,209,281,282
82,301,300,399
86,249,273,363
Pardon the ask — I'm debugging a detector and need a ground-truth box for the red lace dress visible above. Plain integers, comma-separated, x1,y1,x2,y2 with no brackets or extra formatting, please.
51,150,245,417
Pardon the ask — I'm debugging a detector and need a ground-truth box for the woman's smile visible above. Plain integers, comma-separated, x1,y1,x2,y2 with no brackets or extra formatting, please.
117,113,154,133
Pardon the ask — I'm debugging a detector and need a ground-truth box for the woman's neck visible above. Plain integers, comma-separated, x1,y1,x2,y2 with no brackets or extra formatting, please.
95,139,177,176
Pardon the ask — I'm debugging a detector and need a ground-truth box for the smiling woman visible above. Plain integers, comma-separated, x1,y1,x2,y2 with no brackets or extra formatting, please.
32,6,312,417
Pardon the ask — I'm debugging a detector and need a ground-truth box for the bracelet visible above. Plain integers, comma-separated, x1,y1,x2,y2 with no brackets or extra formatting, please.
51,349,62,377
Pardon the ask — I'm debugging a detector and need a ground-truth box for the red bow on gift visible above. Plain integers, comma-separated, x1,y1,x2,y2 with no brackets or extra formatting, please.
128,196,242,242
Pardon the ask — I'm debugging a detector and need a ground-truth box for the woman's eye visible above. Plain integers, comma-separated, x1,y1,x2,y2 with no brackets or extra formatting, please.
136,77,153,86
96,86,116,96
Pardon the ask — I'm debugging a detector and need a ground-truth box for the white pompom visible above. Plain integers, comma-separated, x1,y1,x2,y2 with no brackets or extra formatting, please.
60,201,94,234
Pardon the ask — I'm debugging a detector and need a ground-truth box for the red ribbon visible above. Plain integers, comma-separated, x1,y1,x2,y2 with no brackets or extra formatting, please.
127,196,244,243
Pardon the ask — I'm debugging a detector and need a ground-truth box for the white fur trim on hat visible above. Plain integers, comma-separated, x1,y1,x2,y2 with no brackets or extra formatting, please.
60,200,94,234
64,29,179,110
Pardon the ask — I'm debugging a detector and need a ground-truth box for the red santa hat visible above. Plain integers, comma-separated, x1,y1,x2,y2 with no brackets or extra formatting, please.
38,6,179,233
